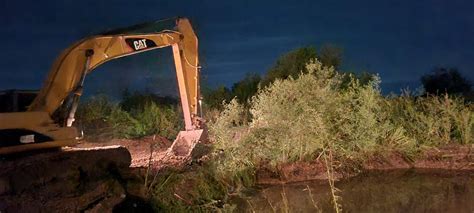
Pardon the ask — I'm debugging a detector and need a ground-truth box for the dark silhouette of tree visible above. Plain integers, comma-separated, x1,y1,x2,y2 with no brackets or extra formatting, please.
262,44,344,87
231,73,261,104
262,47,317,86
204,45,352,109
421,67,472,96
202,85,232,110
319,44,343,70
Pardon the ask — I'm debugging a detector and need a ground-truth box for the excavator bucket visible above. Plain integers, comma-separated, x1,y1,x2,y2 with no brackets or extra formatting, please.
168,129,206,158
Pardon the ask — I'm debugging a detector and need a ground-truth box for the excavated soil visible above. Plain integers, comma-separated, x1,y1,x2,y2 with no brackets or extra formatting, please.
78,136,172,168
77,135,190,172
257,144,474,185
0,135,198,212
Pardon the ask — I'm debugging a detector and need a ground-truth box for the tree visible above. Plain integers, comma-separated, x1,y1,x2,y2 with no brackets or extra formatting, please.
231,73,261,104
262,47,317,86
421,67,472,96
319,43,343,70
202,85,232,110
203,45,348,110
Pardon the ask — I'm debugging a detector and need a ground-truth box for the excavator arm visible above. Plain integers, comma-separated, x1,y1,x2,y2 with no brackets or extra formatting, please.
29,17,201,130
0,17,204,155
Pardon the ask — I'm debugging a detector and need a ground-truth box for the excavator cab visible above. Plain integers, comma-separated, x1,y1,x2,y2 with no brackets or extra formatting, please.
0,17,205,157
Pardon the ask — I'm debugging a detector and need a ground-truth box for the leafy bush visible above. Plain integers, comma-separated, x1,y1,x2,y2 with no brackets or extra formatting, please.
76,94,182,140
127,102,182,139
120,90,178,112
202,86,232,110
231,73,261,105
209,59,474,181
76,95,137,140
387,93,474,146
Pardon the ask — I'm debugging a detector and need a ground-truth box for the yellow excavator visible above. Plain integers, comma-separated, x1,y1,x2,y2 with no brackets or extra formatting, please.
0,17,205,155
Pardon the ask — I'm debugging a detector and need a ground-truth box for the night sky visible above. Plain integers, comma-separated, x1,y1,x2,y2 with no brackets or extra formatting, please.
1,0,473,97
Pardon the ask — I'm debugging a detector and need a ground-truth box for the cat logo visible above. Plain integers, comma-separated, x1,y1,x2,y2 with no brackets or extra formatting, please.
133,39,147,50
125,38,157,51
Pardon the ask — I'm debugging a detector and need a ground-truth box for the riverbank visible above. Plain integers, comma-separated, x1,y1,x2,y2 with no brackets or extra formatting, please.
130,140,473,211
56,137,473,211
257,144,473,184
79,138,473,185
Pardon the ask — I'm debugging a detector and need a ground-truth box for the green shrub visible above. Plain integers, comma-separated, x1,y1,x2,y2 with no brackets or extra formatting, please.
127,102,182,139
120,90,178,112
209,59,474,182
247,60,414,161
76,94,182,140
209,99,256,186
387,93,474,146
76,95,136,140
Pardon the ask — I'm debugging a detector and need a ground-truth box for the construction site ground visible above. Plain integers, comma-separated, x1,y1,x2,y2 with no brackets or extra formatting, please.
0,136,193,212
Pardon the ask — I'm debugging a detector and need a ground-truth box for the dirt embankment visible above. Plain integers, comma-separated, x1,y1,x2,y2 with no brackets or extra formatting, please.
0,146,132,212
0,135,195,212
257,144,474,185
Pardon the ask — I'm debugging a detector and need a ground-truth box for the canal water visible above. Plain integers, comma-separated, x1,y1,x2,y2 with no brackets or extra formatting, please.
234,170,474,212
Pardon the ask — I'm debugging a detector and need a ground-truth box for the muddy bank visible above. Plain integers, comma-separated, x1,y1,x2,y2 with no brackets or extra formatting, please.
257,144,474,184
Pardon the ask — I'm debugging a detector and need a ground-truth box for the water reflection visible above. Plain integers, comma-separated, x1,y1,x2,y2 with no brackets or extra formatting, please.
235,170,474,213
